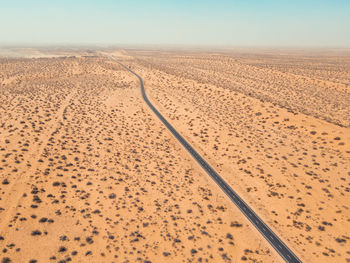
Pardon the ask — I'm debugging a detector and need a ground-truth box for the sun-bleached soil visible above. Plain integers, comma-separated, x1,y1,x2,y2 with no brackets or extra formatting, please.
0,55,278,263
112,49,350,262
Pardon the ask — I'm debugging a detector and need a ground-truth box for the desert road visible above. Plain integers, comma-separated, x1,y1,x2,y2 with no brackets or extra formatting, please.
111,57,303,263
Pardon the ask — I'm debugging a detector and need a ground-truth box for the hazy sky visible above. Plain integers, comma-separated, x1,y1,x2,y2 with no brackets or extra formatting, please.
1,0,349,47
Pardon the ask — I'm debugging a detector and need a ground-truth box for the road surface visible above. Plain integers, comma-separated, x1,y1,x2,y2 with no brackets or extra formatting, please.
112,58,303,263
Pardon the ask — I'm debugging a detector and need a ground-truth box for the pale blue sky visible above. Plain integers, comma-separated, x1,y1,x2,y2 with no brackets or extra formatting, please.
0,0,349,46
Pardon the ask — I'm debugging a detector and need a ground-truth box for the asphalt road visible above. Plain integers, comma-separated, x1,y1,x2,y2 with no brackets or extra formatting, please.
113,58,303,263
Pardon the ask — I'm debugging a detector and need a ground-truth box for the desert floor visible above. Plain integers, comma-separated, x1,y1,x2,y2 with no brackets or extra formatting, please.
0,49,349,263
1,54,278,263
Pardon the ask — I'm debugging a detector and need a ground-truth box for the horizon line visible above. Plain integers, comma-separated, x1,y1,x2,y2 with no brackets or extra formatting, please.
1,43,350,50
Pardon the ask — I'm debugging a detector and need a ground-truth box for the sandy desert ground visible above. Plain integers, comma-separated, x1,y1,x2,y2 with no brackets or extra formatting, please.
115,49,350,262
0,49,349,263
0,54,279,263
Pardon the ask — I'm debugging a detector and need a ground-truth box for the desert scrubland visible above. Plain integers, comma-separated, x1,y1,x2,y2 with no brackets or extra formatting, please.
0,55,280,263
114,49,350,262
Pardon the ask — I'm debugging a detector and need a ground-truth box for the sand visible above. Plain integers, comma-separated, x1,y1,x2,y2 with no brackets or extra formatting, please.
113,49,350,262
0,55,279,262
0,49,349,262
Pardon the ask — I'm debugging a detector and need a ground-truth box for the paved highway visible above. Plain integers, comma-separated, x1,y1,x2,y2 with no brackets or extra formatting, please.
112,58,302,263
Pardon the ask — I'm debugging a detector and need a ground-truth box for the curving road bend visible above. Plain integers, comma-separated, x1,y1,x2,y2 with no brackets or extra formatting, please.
111,57,303,263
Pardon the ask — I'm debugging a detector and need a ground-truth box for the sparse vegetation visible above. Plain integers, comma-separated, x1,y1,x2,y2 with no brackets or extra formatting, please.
0,53,275,262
